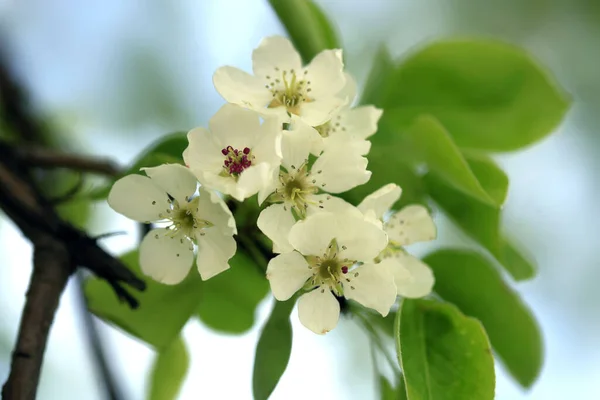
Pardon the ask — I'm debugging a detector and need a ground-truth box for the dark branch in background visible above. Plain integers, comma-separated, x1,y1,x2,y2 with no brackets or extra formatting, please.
0,51,142,400
15,146,121,177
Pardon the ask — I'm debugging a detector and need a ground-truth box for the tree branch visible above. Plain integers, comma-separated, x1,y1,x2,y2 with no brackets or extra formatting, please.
15,146,121,177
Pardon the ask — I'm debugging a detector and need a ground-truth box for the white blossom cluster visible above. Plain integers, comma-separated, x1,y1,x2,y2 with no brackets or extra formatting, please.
108,36,437,334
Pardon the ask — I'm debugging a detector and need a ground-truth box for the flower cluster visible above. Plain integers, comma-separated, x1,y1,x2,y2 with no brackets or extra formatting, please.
107,36,437,334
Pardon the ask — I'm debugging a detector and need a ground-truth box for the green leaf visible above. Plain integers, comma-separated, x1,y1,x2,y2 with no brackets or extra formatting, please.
361,46,395,107
268,0,340,63
252,298,295,400
383,39,569,151
425,249,543,387
147,336,189,400
380,375,409,400
404,115,496,205
85,250,202,349
89,132,187,200
196,251,269,334
463,152,509,206
424,172,536,280
396,299,495,400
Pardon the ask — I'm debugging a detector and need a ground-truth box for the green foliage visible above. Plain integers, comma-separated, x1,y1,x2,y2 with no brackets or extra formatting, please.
396,299,495,400
268,0,340,63
425,250,543,387
424,172,536,280
85,250,202,349
89,132,187,200
147,336,190,400
252,298,295,400
380,375,408,400
196,251,269,334
463,153,509,206
380,39,570,151
361,46,395,107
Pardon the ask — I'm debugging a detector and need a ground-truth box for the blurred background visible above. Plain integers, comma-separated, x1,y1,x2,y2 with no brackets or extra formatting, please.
0,0,599,399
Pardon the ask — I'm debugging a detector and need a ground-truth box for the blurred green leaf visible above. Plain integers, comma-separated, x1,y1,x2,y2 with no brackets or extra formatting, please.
268,0,340,63
196,251,269,334
380,375,409,400
382,39,569,151
396,299,495,400
361,46,395,107
253,298,295,400
424,249,542,388
424,172,536,280
464,152,509,206
147,336,189,400
85,250,202,349
89,132,187,200
404,115,496,205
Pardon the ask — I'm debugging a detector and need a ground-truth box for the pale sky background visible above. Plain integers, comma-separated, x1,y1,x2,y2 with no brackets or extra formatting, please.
1,0,599,399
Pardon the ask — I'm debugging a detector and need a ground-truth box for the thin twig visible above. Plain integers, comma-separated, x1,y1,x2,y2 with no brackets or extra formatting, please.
15,146,120,177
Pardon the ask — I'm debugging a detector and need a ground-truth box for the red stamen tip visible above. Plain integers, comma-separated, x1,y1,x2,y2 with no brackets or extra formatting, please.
341,266,348,274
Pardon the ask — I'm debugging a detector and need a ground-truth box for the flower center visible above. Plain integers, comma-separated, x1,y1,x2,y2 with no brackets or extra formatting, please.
315,122,331,138
266,69,312,116
268,163,318,218
221,146,253,176
306,239,354,296
315,115,344,138
161,197,212,238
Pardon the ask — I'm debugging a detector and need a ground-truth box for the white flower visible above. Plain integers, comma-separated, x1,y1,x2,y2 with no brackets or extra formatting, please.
257,122,370,253
313,73,383,156
107,164,237,283
213,36,347,126
266,212,396,334
358,184,437,298
183,104,282,202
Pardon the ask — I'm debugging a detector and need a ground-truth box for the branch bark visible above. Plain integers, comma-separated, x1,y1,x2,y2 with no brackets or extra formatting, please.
15,146,121,177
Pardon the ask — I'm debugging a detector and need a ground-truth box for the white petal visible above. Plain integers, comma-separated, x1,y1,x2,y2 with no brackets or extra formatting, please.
298,288,340,334
300,96,345,127
209,103,263,149
195,229,236,280
257,204,296,253
306,194,360,217
258,167,280,205
322,132,371,156
303,49,346,98
142,164,197,204
288,116,325,156
108,174,169,222
252,36,302,78
289,212,387,261
213,66,272,109
281,128,311,171
234,162,276,201
197,172,237,198
357,184,402,220
139,229,194,285
311,149,371,193
386,205,437,245
251,115,283,166
389,253,435,298
338,106,383,139
266,251,312,300
183,127,223,175
196,188,237,236
343,262,397,316
337,72,358,106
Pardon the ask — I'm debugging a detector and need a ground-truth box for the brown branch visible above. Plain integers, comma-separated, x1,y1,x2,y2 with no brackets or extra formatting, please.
15,146,121,177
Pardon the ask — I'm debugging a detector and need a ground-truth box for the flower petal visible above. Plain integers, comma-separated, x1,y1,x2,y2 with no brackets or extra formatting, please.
343,261,397,316
338,106,383,140
139,229,194,285
266,251,312,300
322,132,371,156
303,49,346,98
311,149,371,193
184,127,223,175
306,194,360,217
196,187,237,236
213,66,272,109
357,184,402,220
281,127,311,171
234,162,276,201
209,103,263,149
142,164,197,204
257,204,296,253
251,115,282,166
337,72,357,106
298,288,340,334
195,228,236,280
386,205,437,245
108,174,169,222
299,96,345,127
389,253,435,298
252,36,302,78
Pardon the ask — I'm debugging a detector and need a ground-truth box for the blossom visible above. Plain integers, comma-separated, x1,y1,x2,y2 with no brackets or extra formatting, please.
213,36,347,126
313,74,383,156
358,184,436,298
107,164,237,283
257,122,370,253
183,104,282,202
266,212,396,334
